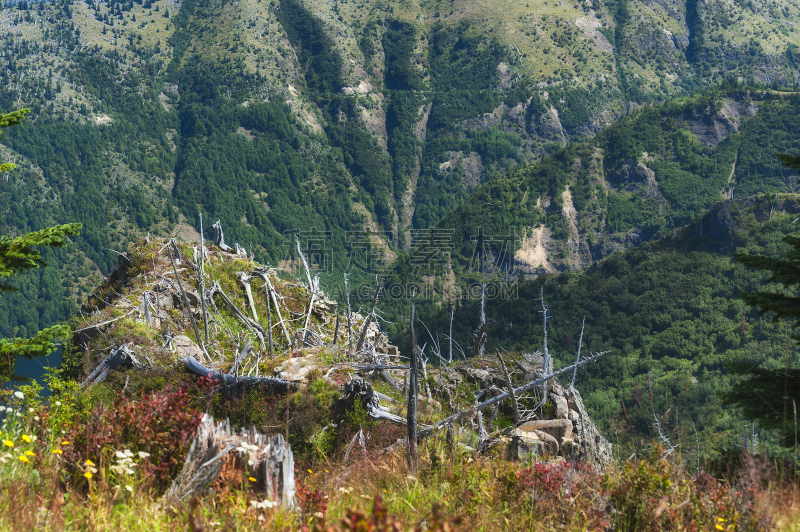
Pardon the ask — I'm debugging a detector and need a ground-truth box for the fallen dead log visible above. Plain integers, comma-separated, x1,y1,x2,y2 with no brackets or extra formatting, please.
417,351,609,439
251,269,293,348
74,309,136,348
207,281,267,350
82,344,148,387
367,403,407,425
345,364,410,371
164,414,295,507
379,369,402,391
183,356,295,390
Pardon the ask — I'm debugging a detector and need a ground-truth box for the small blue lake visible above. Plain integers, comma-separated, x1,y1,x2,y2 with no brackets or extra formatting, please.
2,346,61,397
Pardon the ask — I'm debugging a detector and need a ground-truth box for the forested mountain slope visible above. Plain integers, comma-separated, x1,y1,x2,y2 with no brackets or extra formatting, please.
1,0,800,340
404,194,800,456
404,88,800,283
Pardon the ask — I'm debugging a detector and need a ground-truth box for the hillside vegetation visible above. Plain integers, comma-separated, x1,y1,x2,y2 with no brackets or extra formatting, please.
401,195,800,463
404,88,800,281
0,231,797,530
3,0,800,345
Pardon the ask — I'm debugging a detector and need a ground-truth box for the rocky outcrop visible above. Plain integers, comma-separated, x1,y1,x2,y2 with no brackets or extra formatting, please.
537,108,567,146
504,382,612,469
447,354,612,470
274,354,319,383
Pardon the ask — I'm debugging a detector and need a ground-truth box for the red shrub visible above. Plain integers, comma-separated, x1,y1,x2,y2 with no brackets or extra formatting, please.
517,461,570,493
64,387,202,487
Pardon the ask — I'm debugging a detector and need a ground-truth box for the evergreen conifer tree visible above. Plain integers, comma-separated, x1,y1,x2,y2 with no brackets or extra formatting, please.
0,109,81,381
728,153,800,446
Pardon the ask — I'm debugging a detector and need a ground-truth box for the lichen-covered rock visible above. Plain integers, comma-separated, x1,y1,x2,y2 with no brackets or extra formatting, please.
312,298,337,318
518,419,573,451
172,335,205,359
564,385,613,469
274,355,318,383
551,393,569,419
508,430,544,460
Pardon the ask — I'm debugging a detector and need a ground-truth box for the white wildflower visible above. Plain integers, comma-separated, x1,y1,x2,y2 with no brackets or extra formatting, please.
125,485,133,492
123,450,134,457
249,499,276,509
13,391,24,400
137,451,150,459
28,408,34,413
34,416,40,421
55,401,61,407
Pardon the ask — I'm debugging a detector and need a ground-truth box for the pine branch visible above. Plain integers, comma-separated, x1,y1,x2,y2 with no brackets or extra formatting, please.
0,223,82,291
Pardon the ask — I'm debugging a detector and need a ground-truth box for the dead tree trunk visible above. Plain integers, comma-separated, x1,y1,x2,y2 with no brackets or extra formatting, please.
82,344,148,387
449,308,454,363
168,243,208,361
540,287,551,404
239,273,259,323
344,273,354,353
265,283,275,359
296,237,318,347
472,321,488,358
356,276,382,353
199,213,210,347
496,350,520,425
211,220,234,253
571,316,586,387
420,352,432,401
332,314,340,346
478,283,486,356
143,294,152,328
252,270,292,347
407,304,419,473
164,414,295,507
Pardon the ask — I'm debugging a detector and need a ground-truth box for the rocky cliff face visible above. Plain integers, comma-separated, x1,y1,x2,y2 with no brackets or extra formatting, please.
425,91,800,289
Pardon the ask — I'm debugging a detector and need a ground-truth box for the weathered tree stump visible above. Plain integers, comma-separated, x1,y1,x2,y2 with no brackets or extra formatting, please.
164,414,295,507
